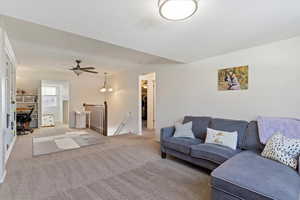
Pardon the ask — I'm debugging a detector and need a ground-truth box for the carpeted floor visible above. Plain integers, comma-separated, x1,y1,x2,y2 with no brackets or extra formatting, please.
0,126,211,200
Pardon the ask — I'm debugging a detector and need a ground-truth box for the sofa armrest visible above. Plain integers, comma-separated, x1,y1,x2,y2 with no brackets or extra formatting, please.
160,126,175,142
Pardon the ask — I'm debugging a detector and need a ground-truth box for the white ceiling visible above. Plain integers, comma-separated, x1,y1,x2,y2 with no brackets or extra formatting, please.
3,16,174,74
1,0,300,63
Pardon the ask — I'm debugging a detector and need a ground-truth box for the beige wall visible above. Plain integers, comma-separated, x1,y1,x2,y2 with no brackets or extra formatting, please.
108,36,300,140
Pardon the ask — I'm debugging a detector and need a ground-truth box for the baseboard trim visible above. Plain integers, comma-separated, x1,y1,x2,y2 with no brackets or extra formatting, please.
0,170,7,184
5,135,17,164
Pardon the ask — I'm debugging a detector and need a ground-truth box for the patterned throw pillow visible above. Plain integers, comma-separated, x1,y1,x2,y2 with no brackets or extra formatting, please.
261,133,300,169
205,128,238,150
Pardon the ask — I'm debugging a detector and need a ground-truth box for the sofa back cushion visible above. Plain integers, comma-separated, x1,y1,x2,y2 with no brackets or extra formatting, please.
242,121,264,152
210,118,248,148
183,116,211,140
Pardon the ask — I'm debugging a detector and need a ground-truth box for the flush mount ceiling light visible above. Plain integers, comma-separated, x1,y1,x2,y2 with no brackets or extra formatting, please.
158,0,198,21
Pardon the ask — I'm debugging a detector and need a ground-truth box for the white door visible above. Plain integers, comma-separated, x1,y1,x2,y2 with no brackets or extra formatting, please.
4,55,11,152
0,58,5,182
0,27,17,182
147,80,156,129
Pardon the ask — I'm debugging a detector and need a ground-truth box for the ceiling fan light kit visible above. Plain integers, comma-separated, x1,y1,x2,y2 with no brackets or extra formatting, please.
158,0,198,21
69,60,98,76
73,69,83,76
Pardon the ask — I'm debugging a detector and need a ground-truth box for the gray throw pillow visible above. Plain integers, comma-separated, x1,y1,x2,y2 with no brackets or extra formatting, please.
173,122,195,139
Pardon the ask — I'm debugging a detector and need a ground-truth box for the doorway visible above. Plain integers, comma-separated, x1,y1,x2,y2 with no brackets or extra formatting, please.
138,73,156,136
41,80,70,127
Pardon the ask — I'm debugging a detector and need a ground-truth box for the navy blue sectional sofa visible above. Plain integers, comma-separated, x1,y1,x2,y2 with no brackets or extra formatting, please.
160,116,300,200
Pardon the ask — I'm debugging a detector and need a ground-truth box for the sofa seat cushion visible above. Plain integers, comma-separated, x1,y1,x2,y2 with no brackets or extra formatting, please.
211,151,300,200
164,137,203,154
190,143,241,164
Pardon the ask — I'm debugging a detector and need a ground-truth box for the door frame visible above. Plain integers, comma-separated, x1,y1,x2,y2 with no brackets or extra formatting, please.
41,80,70,126
3,33,17,164
0,28,17,183
3,52,16,164
138,72,156,135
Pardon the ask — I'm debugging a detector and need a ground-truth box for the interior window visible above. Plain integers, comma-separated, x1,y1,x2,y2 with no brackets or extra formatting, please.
42,86,57,96
42,87,57,107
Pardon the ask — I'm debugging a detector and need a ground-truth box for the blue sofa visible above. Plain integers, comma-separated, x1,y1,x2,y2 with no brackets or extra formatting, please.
160,116,300,200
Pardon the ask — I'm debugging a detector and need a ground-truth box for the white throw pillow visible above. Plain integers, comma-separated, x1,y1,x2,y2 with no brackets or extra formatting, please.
173,122,195,139
205,128,238,150
261,133,300,169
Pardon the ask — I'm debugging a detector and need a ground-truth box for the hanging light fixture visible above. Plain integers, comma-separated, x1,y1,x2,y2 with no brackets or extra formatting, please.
100,72,113,93
73,69,83,76
158,0,198,21
100,87,107,93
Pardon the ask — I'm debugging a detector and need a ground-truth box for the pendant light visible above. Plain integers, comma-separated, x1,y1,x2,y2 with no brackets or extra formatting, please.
100,72,113,93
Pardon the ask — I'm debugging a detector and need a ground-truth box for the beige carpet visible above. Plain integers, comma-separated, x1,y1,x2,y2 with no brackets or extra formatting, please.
0,126,211,200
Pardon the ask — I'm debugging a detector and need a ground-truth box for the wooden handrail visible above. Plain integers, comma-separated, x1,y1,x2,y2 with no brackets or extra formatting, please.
104,101,108,136
83,103,104,107
83,102,108,136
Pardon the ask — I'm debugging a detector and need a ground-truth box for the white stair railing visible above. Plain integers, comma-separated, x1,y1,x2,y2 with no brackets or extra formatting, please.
114,112,132,136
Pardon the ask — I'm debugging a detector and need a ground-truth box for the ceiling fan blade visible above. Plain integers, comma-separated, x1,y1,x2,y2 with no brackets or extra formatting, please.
81,69,98,74
80,67,95,70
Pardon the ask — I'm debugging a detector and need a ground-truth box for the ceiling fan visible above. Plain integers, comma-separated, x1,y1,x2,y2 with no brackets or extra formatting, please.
69,60,98,76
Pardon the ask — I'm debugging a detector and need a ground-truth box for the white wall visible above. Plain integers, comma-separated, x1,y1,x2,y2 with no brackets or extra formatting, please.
108,36,300,140
108,71,139,135
16,68,106,120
